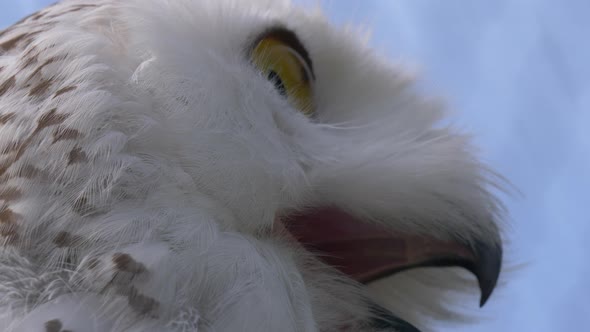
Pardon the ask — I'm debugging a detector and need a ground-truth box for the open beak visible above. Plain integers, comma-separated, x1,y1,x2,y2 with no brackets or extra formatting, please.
281,207,502,330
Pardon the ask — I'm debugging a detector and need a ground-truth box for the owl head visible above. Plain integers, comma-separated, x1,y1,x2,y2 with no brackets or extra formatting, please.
115,0,506,330
1,0,506,331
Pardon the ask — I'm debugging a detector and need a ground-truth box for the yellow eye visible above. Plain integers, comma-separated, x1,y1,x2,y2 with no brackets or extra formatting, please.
251,37,315,116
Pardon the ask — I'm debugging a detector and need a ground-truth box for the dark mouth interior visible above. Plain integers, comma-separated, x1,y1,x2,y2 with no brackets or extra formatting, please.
282,207,478,283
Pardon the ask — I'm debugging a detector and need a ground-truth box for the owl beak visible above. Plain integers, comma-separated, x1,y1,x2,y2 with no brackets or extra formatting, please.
282,207,502,308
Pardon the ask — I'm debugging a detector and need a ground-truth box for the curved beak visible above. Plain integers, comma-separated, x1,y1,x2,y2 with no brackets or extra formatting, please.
283,208,503,308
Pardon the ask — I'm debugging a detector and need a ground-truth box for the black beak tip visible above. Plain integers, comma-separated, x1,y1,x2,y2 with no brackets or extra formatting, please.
475,241,502,307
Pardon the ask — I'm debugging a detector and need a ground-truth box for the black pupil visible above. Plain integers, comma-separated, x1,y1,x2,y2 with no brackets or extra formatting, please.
267,70,287,97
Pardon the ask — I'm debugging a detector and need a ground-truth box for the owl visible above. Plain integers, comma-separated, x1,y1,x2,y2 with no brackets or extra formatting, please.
0,0,507,331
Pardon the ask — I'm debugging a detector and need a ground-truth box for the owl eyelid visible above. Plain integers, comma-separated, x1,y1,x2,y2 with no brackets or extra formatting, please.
282,45,314,85
249,26,315,81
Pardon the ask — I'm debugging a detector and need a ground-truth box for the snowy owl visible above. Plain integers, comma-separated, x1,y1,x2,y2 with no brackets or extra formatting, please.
0,0,507,331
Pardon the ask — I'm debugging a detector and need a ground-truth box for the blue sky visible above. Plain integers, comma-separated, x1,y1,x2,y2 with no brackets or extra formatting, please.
1,1,587,331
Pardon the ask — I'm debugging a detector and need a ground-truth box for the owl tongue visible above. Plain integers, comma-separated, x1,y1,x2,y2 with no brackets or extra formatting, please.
281,207,500,307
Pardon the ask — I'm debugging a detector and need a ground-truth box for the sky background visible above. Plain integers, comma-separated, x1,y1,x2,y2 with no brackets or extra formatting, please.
1,1,587,331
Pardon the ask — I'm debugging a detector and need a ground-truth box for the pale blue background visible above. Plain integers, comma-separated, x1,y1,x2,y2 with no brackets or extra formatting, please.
1,1,587,331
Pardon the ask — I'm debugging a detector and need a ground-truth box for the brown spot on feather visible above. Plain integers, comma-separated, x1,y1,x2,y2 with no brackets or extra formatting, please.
112,253,147,274
0,107,71,177
27,56,60,81
37,108,68,130
127,286,159,316
22,45,39,59
31,12,46,21
0,113,15,124
0,222,18,238
0,207,20,225
44,319,62,332
53,86,77,98
53,231,83,248
0,187,22,201
1,141,21,154
0,162,11,178
53,127,82,143
0,33,28,50
17,164,42,179
29,78,53,96
0,31,41,50
21,54,39,69
0,75,16,96
68,147,87,165
0,233,18,245
0,207,20,241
